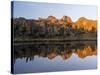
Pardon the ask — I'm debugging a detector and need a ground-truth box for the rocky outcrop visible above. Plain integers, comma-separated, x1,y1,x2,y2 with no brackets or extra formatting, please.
72,17,97,32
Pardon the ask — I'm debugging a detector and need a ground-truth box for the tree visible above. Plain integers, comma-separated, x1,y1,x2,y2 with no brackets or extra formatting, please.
21,25,27,39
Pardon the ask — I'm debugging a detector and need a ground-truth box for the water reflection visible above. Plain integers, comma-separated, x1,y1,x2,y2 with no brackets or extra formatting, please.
14,41,97,63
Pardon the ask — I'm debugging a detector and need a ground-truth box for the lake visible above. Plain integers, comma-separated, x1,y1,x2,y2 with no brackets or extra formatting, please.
12,41,97,74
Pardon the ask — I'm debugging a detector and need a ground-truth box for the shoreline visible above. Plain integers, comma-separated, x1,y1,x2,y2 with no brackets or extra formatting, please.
13,39,97,44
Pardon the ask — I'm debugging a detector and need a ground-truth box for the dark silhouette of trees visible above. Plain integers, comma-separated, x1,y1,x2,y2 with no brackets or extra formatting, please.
12,16,97,40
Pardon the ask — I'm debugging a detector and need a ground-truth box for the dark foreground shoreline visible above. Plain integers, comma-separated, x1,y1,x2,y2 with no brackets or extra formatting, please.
13,39,97,44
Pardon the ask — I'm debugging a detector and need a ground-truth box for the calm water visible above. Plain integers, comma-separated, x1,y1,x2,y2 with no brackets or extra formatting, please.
13,41,97,74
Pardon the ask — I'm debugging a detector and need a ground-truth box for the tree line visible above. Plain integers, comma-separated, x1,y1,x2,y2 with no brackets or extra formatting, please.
12,16,97,39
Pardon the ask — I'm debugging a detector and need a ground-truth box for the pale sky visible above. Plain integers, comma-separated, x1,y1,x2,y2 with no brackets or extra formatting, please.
12,1,97,21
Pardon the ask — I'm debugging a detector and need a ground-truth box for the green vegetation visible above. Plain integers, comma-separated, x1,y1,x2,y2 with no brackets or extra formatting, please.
12,17,97,41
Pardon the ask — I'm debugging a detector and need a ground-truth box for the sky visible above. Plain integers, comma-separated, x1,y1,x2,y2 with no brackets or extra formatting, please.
12,1,97,21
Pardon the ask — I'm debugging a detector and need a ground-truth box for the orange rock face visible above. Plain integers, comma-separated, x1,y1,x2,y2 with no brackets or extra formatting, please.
44,16,97,32
72,17,97,32
46,15,73,28
47,16,58,25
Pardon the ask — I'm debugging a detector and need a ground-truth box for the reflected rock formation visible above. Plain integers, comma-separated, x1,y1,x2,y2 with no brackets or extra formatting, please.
13,41,97,63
